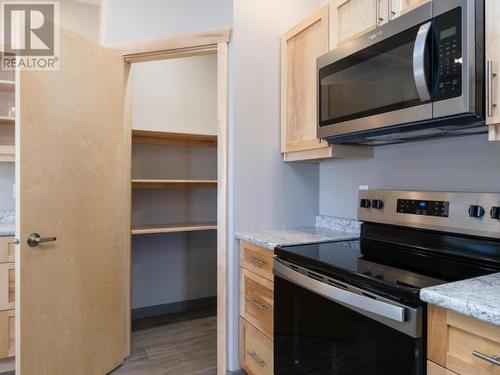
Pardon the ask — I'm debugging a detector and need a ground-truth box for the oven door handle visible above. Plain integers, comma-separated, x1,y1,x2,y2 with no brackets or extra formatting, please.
413,21,432,102
274,260,406,323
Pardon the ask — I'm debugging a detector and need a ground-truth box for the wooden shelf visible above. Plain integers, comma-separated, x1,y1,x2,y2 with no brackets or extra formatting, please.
0,116,14,125
132,130,217,147
0,145,14,163
132,179,217,189
131,222,217,235
0,80,14,92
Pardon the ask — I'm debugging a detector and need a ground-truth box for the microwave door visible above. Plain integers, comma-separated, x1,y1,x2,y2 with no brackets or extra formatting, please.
317,19,433,139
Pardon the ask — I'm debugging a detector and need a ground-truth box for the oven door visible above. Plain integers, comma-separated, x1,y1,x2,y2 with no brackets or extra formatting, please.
317,3,434,139
274,260,423,375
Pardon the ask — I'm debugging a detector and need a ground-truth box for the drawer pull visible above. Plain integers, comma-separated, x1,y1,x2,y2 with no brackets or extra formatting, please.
247,298,265,310
246,350,266,367
248,256,266,266
473,351,500,367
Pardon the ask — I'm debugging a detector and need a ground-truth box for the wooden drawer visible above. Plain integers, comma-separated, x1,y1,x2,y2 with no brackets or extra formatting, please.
240,318,273,375
0,263,14,311
428,361,459,375
0,309,15,358
0,237,15,264
240,241,274,282
240,268,273,339
428,305,500,375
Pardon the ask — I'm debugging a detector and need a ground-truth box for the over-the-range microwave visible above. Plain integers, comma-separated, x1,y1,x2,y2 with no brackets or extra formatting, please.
317,0,486,145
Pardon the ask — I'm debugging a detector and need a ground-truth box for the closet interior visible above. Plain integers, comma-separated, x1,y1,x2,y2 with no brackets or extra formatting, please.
128,53,218,363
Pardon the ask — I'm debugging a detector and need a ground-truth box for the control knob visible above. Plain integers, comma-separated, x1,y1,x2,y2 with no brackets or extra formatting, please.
468,205,485,218
371,199,384,209
359,199,371,208
491,207,500,220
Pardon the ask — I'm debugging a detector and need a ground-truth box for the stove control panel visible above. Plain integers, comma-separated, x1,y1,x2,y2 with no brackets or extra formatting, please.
397,199,449,217
358,190,500,239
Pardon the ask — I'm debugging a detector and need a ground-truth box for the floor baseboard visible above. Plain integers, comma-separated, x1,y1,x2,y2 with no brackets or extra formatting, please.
131,296,216,320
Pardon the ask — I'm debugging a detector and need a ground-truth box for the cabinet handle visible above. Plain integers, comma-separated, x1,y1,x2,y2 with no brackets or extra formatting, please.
473,351,500,367
487,60,498,117
247,298,265,310
248,256,266,266
246,350,266,367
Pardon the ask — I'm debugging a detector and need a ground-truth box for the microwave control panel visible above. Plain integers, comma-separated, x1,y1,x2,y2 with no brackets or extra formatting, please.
435,7,462,101
396,199,450,217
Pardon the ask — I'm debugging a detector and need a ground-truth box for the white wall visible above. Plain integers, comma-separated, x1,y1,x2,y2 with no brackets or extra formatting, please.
320,134,500,218
228,0,322,369
60,0,100,43
131,55,217,135
102,0,233,45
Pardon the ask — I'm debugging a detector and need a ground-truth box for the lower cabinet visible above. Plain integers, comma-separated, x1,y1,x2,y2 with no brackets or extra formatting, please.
240,318,273,375
428,361,459,375
0,307,15,358
0,237,14,359
240,241,274,375
428,304,500,375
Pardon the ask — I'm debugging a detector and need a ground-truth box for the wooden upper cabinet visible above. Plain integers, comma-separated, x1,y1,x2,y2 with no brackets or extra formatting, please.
486,0,500,141
331,0,377,48
281,5,330,159
281,5,373,162
330,0,431,49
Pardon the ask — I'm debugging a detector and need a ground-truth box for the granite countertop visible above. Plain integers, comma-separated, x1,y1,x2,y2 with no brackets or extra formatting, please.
0,210,15,237
235,215,360,250
421,272,500,326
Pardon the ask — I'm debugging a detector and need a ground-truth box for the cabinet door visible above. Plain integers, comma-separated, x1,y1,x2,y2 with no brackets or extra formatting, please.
281,5,330,155
486,0,500,140
334,0,377,46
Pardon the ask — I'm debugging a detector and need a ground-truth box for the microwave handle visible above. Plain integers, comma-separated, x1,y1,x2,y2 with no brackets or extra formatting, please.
413,21,432,102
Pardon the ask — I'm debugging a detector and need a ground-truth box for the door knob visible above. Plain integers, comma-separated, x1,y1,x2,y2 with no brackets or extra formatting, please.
27,233,57,247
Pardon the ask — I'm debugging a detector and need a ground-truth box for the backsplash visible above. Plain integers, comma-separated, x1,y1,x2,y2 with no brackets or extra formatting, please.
315,215,361,235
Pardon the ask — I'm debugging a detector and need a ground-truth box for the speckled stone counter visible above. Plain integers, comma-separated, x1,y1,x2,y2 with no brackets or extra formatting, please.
235,215,360,250
0,210,15,237
421,272,500,326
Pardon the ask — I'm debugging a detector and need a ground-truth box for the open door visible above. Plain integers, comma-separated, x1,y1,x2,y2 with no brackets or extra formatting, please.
16,29,130,374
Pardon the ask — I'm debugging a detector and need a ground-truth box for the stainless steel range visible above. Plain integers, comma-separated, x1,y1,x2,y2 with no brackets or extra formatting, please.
273,190,500,374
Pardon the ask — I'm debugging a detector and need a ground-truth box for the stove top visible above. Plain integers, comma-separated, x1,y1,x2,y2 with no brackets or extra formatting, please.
276,233,500,306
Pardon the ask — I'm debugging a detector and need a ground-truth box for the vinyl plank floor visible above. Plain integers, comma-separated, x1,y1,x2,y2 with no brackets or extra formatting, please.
110,308,217,375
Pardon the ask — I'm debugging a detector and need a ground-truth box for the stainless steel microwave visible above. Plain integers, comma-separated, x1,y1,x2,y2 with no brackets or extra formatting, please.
317,0,486,145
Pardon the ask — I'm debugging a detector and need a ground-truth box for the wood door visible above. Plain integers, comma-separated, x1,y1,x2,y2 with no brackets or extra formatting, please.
17,29,130,375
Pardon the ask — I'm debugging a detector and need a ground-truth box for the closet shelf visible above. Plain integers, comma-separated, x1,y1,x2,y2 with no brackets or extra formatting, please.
0,80,15,92
0,145,14,163
132,130,217,147
0,116,14,125
132,179,217,189
131,222,217,235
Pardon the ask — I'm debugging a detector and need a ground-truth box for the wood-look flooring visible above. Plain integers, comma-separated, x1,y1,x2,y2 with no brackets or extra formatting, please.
110,308,217,375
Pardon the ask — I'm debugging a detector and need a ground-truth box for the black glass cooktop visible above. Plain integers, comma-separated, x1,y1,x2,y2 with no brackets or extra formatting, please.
275,234,500,305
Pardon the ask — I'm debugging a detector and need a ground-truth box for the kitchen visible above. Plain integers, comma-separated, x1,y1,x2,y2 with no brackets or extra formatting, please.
0,0,499,375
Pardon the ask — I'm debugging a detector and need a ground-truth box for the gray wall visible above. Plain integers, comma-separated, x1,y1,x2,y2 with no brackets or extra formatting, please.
320,134,500,218
228,0,321,369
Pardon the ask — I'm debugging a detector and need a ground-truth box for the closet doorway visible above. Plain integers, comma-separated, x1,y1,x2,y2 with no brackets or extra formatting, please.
116,30,229,375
